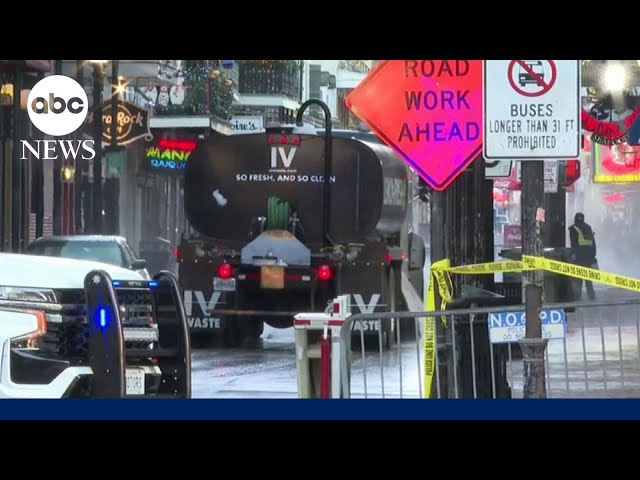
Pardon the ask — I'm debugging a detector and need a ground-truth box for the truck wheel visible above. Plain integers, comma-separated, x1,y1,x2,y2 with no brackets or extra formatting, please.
190,332,217,349
239,317,264,348
244,318,264,339
223,320,243,348
382,267,399,350
379,326,391,351
190,332,205,349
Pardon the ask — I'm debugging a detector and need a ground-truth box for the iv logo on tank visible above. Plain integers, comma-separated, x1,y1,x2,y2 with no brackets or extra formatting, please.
345,60,483,191
270,145,297,171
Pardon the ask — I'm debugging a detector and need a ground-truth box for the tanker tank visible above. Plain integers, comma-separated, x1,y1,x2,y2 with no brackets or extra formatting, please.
184,133,409,247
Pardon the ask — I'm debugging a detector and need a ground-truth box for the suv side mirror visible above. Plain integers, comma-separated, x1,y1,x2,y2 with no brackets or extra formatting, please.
131,259,147,270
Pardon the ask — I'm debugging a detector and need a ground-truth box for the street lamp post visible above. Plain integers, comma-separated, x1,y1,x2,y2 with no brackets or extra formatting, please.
295,99,333,247
90,61,105,234
75,60,84,234
52,60,63,236
111,61,119,151
11,68,23,251
105,60,120,235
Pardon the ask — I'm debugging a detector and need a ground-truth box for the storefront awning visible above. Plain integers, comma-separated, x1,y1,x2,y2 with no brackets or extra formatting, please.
149,115,234,135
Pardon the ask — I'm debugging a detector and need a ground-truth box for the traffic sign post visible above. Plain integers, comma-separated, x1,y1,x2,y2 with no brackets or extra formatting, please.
345,60,483,191
483,60,581,399
483,60,581,160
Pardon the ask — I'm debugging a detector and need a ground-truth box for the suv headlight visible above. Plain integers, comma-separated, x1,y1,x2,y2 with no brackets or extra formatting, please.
9,309,48,349
0,287,57,304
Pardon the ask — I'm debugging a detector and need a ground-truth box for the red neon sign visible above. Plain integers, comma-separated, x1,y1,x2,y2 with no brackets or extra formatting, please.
345,60,483,191
581,105,640,145
603,192,624,203
157,138,197,151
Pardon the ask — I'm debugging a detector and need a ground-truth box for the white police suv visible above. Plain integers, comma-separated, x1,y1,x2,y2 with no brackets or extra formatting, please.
0,252,190,398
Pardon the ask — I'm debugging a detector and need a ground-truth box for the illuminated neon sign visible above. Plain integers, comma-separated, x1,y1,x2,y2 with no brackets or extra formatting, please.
581,105,640,146
145,138,197,173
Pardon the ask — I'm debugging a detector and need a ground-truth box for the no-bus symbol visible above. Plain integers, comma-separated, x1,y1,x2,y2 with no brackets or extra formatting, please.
507,60,557,97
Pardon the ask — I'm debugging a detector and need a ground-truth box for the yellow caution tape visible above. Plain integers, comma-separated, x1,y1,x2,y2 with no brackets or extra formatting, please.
522,255,640,293
423,258,449,400
447,260,526,274
423,255,640,398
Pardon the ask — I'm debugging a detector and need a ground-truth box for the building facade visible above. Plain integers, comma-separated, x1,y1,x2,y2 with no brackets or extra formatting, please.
302,60,376,128
232,60,304,126
0,60,52,252
0,59,375,260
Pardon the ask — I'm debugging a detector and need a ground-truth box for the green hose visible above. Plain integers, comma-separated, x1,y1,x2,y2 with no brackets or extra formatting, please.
266,196,291,230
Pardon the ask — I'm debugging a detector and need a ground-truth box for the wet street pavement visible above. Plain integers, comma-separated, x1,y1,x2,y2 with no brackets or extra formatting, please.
192,326,298,398
192,286,640,399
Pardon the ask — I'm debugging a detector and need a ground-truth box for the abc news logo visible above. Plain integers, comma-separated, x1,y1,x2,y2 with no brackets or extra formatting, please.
21,75,95,161
31,93,85,115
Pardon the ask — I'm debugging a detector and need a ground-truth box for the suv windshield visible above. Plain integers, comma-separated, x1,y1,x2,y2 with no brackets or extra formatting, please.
27,241,124,267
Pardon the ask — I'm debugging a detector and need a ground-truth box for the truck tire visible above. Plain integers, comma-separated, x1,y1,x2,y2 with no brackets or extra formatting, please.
381,266,399,350
240,317,264,348
190,331,218,349
224,317,264,348
223,319,243,348
190,332,206,349
380,324,392,350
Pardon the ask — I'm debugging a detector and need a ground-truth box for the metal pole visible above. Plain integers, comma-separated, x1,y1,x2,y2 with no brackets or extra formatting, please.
11,68,23,252
298,60,303,103
111,61,118,150
92,63,104,234
0,94,4,251
106,59,119,235
52,60,63,236
33,71,45,239
75,60,84,234
430,188,449,398
519,160,548,398
295,99,333,246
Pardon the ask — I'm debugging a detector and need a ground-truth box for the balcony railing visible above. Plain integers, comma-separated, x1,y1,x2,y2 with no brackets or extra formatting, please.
151,76,235,121
237,61,301,101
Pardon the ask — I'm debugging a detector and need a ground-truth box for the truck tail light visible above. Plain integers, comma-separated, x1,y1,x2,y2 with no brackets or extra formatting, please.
218,263,233,279
317,265,332,281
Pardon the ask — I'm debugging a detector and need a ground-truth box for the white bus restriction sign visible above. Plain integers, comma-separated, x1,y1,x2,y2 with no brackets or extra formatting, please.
483,60,581,160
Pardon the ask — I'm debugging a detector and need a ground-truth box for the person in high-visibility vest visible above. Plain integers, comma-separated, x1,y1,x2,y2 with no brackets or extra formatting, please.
568,212,597,300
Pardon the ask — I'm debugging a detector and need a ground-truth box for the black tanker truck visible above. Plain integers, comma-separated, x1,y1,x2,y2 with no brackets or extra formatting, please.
177,127,410,347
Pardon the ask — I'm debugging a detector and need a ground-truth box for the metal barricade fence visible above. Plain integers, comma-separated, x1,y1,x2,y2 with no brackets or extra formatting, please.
338,297,640,399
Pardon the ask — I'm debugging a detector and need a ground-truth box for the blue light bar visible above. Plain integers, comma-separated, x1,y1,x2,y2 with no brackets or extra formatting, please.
112,280,121,287
148,281,158,288
99,308,106,328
